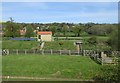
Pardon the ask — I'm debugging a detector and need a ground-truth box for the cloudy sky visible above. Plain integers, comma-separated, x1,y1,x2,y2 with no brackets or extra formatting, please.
2,2,118,23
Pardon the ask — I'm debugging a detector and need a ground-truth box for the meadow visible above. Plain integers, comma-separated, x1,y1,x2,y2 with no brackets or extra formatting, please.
2,54,101,81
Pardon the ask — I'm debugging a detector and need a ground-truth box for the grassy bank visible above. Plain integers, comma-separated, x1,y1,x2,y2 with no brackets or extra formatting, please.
2,40,76,50
2,36,109,50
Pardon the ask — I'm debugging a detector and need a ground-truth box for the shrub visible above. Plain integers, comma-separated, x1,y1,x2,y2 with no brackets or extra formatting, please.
87,36,97,45
93,65,118,82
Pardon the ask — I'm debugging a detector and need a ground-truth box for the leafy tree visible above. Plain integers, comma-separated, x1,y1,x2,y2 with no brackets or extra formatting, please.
62,25,68,37
25,25,34,38
87,36,97,45
108,30,118,50
49,25,57,36
97,28,119,82
72,24,83,37
4,20,20,37
86,24,116,36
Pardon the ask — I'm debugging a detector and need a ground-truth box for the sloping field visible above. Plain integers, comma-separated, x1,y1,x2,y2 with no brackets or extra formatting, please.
2,40,76,50
2,55,101,81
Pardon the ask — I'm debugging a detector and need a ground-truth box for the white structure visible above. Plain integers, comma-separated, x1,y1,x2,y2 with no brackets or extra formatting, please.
40,42,45,50
37,31,52,41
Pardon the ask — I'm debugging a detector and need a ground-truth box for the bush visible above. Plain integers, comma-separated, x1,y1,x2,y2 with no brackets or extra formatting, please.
108,30,118,50
87,36,97,45
93,65,118,82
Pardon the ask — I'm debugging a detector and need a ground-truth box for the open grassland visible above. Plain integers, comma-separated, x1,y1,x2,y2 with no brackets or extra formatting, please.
2,55,101,81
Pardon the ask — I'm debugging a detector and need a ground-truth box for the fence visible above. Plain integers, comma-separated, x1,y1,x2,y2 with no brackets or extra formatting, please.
2,49,83,56
112,51,120,57
3,49,119,56
2,49,119,65
2,49,102,60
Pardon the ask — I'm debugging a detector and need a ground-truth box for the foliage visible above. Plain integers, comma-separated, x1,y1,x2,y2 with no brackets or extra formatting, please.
25,25,35,38
49,25,57,36
4,21,20,37
72,24,83,37
2,22,118,37
62,24,68,36
80,32,89,36
94,65,118,82
108,30,118,50
85,24,116,36
87,36,97,45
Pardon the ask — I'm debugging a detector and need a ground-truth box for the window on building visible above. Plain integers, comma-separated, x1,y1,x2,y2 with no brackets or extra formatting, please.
39,35,41,39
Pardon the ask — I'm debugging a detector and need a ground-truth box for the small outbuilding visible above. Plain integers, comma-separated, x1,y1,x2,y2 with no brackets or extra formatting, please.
37,31,52,41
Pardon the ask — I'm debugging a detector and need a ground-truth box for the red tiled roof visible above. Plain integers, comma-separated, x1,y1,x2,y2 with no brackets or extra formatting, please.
37,31,52,35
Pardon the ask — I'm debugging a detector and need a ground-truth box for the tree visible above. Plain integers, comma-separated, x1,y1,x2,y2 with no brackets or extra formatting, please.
49,25,57,36
4,19,20,37
62,24,68,37
72,24,83,37
87,36,97,45
25,25,34,38
108,30,118,50
85,24,116,36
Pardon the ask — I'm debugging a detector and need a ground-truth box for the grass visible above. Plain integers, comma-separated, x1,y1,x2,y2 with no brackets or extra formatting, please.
2,40,76,50
2,40,39,49
2,55,101,81
45,41,76,50
2,36,109,50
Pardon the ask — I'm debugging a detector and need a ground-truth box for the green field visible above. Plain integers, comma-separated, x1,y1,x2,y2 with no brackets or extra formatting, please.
2,36,109,50
2,55,101,81
2,40,76,50
2,40,39,49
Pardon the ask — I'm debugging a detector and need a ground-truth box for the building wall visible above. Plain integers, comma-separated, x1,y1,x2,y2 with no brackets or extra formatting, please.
37,34,52,41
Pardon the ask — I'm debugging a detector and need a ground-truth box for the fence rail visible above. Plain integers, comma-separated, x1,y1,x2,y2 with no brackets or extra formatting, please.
2,49,120,56
2,49,84,56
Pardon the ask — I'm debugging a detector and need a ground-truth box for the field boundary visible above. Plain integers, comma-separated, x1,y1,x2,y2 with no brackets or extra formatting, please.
2,49,119,56
2,49,119,65
2,49,101,56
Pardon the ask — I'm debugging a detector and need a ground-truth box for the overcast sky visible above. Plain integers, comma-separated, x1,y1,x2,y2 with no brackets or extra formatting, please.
2,2,118,23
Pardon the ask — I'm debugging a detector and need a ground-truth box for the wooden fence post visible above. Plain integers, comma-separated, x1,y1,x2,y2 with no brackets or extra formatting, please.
16,49,18,55
69,50,71,55
7,49,9,55
60,50,61,55
83,50,85,56
42,50,44,55
101,52,104,65
51,49,53,55
25,49,27,55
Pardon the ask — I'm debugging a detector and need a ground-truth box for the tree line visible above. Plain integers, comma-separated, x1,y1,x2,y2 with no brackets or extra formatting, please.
2,20,117,37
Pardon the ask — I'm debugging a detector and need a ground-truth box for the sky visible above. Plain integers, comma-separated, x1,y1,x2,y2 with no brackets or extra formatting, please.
1,0,120,2
2,2,118,23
